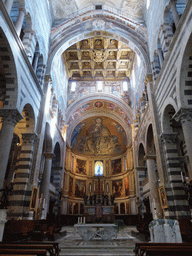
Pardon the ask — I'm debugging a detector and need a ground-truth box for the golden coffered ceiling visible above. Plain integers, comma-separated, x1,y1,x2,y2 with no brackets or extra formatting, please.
63,38,135,81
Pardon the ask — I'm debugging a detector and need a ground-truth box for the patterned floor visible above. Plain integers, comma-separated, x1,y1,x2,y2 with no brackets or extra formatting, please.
56,226,141,255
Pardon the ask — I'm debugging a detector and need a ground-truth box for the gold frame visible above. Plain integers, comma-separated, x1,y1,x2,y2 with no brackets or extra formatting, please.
29,187,39,211
159,185,168,209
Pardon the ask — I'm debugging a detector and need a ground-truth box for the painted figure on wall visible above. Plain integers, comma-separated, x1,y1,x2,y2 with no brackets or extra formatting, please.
95,161,103,176
75,179,86,198
125,176,129,196
111,158,121,174
68,176,73,197
71,122,86,148
76,159,86,175
77,117,122,155
112,179,123,198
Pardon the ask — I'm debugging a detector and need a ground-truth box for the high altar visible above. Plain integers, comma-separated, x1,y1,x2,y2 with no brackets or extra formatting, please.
83,172,115,223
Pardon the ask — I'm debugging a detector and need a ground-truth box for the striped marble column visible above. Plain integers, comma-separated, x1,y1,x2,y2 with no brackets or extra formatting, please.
174,109,192,180
161,133,189,219
0,110,22,191
8,133,37,219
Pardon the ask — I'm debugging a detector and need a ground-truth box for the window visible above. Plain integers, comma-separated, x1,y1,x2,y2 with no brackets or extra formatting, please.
95,161,103,176
95,5,102,10
97,81,103,91
123,81,128,91
147,0,150,9
71,82,76,92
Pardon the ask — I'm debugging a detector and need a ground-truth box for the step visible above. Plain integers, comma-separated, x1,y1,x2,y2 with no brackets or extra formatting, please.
60,247,135,256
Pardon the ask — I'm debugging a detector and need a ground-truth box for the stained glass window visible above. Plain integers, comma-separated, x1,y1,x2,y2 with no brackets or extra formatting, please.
95,161,103,176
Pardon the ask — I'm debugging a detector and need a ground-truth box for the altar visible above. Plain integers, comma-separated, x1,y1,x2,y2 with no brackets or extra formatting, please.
74,223,117,240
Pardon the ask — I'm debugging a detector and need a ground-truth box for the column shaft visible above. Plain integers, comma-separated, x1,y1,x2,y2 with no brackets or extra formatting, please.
0,110,22,190
145,155,162,219
170,0,180,28
9,133,37,219
4,0,14,14
174,109,192,180
32,52,40,72
15,8,25,36
41,152,54,218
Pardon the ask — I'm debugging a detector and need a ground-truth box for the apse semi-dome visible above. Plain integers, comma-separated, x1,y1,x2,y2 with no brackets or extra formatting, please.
71,116,127,156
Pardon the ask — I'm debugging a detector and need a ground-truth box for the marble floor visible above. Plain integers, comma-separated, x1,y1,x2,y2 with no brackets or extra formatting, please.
56,226,143,256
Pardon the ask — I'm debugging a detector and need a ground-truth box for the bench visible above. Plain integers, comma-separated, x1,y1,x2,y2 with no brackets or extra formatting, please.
134,242,192,256
0,248,47,256
142,247,192,256
0,244,54,256
0,242,60,256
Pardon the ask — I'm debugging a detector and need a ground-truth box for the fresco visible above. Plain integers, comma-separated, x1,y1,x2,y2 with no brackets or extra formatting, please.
112,179,123,198
75,179,86,198
68,176,73,197
71,122,86,148
76,159,86,175
111,158,121,174
68,99,131,133
72,117,127,156
125,176,129,196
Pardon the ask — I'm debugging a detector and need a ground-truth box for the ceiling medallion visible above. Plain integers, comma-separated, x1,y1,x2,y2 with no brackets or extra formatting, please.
93,49,105,63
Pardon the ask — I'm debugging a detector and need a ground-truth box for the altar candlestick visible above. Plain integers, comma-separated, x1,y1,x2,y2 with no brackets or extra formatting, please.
181,172,184,183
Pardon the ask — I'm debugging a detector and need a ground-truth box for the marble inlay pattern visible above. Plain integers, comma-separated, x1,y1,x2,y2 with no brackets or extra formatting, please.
57,226,141,255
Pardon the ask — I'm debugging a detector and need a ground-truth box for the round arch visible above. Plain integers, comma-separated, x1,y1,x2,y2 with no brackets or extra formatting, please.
178,31,192,109
146,124,156,155
0,27,18,108
47,12,151,74
161,104,177,134
138,143,146,167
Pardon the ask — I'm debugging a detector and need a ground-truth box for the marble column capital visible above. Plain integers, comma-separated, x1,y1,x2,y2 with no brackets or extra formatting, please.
160,133,178,145
44,74,52,83
0,109,23,127
18,7,26,13
43,152,55,159
21,133,37,144
173,108,192,126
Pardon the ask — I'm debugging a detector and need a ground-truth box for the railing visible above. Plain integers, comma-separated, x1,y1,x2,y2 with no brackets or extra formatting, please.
142,176,149,186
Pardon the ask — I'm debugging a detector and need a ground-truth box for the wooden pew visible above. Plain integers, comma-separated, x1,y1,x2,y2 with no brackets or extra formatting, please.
0,241,60,256
143,247,192,256
134,242,192,256
0,244,54,256
0,248,47,256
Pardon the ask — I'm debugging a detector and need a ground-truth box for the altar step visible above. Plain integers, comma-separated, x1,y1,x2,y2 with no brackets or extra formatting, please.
59,246,135,255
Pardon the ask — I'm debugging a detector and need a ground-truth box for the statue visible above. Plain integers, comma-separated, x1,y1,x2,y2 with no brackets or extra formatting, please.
102,193,105,205
111,194,115,205
93,194,96,205
84,194,88,205
0,183,13,209
185,180,192,206
105,194,109,205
